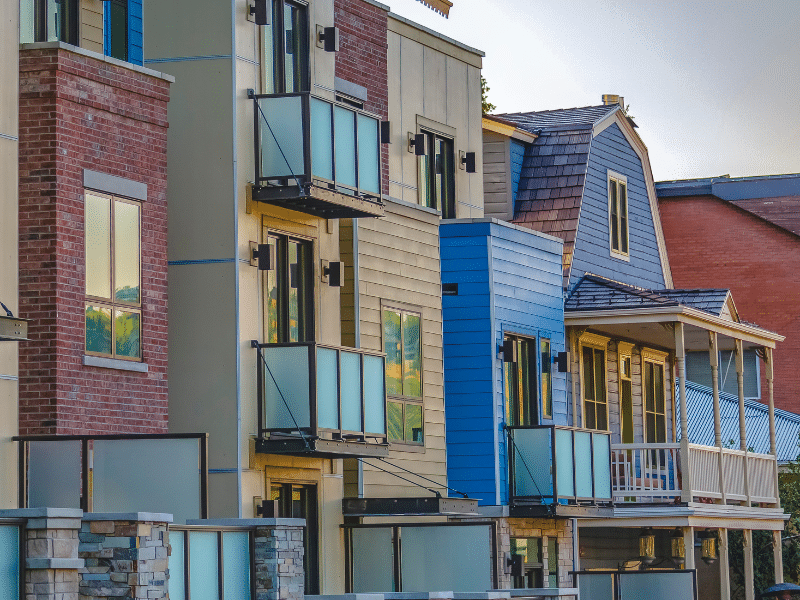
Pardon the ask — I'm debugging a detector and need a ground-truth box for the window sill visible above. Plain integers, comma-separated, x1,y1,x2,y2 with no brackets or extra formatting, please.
609,250,631,262
83,355,148,373
388,442,426,453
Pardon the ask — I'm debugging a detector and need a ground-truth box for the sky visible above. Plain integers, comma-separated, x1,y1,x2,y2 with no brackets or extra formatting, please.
390,0,800,181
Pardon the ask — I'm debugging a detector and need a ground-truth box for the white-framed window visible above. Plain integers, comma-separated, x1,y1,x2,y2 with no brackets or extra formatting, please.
608,171,629,260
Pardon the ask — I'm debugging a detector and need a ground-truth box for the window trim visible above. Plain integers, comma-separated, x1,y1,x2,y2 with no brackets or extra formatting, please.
503,332,540,427
641,347,669,444
578,333,610,432
617,342,634,444
382,302,424,446
417,129,456,219
607,170,630,261
84,190,143,362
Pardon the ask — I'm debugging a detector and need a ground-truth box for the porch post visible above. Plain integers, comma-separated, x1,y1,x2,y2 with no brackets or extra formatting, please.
709,332,726,504
773,529,784,584
735,339,751,504
766,347,780,505
683,526,695,570
743,529,755,600
675,322,692,502
719,528,731,600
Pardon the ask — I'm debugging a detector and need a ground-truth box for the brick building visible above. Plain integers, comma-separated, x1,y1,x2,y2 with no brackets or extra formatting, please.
17,43,173,434
657,174,800,414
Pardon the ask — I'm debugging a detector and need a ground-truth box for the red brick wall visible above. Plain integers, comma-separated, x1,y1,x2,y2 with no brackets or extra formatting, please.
18,47,170,435
659,195,800,414
334,0,389,196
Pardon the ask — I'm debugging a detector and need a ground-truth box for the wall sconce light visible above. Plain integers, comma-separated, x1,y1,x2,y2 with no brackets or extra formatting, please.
248,0,269,25
499,339,517,363
317,26,340,52
699,529,717,565
408,132,427,156
670,528,685,565
459,151,476,173
638,528,656,566
380,121,391,144
250,241,275,271
322,260,343,287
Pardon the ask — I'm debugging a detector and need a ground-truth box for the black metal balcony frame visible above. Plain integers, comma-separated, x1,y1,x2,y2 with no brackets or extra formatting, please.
254,341,390,455
507,424,612,508
251,91,385,218
13,433,209,516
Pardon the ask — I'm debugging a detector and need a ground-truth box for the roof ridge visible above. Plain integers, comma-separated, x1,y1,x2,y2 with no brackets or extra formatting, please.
498,103,615,118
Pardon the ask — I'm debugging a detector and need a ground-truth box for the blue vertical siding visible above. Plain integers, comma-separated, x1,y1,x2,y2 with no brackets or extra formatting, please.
510,141,525,203
441,220,565,506
569,123,666,290
103,0,143,66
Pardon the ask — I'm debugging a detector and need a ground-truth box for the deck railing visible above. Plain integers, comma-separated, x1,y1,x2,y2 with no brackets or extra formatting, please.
611,440,779,505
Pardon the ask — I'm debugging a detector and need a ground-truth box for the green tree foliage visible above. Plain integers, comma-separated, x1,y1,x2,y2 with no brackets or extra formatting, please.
481,77,495,115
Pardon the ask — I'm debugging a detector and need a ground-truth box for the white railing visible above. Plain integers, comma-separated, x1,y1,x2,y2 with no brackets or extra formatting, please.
611,442,778,505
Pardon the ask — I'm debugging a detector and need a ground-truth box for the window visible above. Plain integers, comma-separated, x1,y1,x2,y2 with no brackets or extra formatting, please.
262,0,309,94
107,0,128,61
510,537,558,588
541,338,552,419
619,353,634,444
504,336,538,426
644,360,666,444
383,307,423,444
582,346,607,430
418,131,455,218
85,192,141,360
263,233,313,343
608,171,629,258
20,0,78,45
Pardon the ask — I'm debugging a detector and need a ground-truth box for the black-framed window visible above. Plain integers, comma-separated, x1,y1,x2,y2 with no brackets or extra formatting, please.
107,0,128,61
541,338,552,419
510,536,558,589
582,346,607,430
264,233,313,343
504,335,538,426
418,132,455,218
383,306,423,444
270,483,319,594
262,0,309,94
20,0,78,45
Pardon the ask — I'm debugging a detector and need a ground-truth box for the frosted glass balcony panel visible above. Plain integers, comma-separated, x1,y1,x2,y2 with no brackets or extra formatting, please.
168,531,186,600
258,96,305,180
592,432,612,499
511,428,553,497
363,354,386,434
28,440,81,509
578,573,614,600
340,351,362,431
263,345,311,430
357,114,380,194
555,429,574,498
310,98,333,181
189,532,219,600
222,532,251,600
619,572,695,600
316,347,339,430
334,107,356,188
351,527,394,593
574,431,593,497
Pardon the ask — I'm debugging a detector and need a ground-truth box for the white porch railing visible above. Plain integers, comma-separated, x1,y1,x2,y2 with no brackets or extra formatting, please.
611,442,778,505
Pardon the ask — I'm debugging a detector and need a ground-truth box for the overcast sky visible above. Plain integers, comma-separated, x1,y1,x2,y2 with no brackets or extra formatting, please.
392,0,800,181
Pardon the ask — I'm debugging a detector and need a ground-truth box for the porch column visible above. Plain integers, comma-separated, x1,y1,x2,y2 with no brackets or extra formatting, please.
766,347,780,505
683,526,695,570
675,323,692,502
743,529,755,600
735,339,751,504
719,528,731,600
773,530,784,585
709,332,726,504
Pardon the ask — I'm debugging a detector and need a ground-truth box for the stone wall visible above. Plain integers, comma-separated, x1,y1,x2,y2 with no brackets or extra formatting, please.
254,523,305,600
496,517,574,590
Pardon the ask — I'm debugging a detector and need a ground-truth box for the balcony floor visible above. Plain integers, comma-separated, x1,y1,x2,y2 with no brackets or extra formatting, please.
252,184,384,219
255,436,389,458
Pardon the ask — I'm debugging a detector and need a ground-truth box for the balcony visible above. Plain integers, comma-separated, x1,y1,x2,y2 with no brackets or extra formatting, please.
254,341,389,457
251,92,385,219
611,441,779,504
507,425,613,517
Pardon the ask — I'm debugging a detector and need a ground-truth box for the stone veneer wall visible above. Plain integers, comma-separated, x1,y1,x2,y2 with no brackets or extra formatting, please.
496,518,574,590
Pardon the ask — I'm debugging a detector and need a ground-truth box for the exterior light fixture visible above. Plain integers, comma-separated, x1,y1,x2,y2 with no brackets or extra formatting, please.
638,528,656,566
699,529,717,565
670,528,685,565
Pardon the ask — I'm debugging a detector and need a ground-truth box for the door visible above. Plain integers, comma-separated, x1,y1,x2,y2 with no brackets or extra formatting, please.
263,232,313,343
271,482,319,593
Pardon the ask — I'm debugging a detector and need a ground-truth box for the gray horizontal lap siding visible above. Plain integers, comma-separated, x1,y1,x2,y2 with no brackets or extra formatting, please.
570,123,666,290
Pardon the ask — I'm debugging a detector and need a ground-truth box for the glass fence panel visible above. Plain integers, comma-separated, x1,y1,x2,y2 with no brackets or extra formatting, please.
554,429,574,498
168,530,186,600
92,438,202,524
334,106,356,188
574,430,593,497
578,573,614,600
400,525,492,592
316,347,339,430
258,96,305,180
340,351,362,432
310,97,333,181
263,345,311,430
351,527,394,593
28,440,81,509
363,354,386,434
357,114,380,194
619,572,696,600
511,428,553,498
0,525,19,600
592,432,612,499
189,531,220,600
222,532,251,600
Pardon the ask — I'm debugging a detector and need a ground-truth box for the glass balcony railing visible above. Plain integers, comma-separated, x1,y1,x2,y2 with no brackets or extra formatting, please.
251,92,384,218
254,341,389,456
507,425,612,506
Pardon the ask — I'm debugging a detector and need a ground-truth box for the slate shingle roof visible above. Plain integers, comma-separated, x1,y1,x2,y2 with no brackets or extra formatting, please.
565,274,732,319
493,105,619,285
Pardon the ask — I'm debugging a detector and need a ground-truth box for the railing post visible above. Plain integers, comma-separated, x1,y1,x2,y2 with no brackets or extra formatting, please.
766,347,780,506
709,332,727,504
735,339,751,504
719,528,731,600
675,323,692,502
743,529,755,600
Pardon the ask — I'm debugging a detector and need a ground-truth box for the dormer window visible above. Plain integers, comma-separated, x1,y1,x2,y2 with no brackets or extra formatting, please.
262,0,309,94
608,171,629,260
